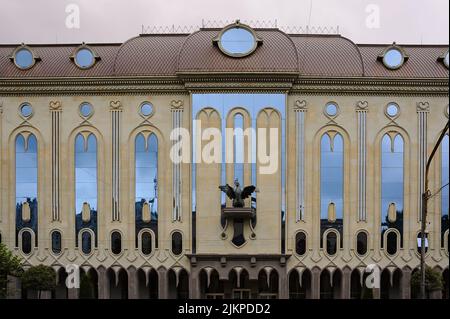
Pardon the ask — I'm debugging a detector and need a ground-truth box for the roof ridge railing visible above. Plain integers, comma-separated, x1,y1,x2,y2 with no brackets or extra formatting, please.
141,20,340,35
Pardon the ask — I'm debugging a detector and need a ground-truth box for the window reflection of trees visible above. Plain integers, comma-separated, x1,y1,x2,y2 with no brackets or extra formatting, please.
135,133,158,248
441,135,449,247
381,133,404,248
15,133,38,247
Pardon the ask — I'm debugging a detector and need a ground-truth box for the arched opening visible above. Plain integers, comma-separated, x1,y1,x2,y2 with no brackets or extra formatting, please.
137,268,158,299
386,231,398,255
326,232,337,255
51,231,62,254
289,269,311,299
111,231,122,255
81,231,92,255
21,230,32,254
320,269,332,299
140,230,152,255
200,268,224,299
79,268,98,299
168,268,189,299
356,232,368,256
257,269,279,299
443,269,449,299
350,269,362,299
229,269,251,299
108,268,128,299
381,268,402,299
171,231,183,256
53,268,68,299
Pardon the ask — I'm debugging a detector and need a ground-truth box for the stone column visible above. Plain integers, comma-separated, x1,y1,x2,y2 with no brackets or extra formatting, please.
401,268,411,299
127,267,138,299
278,270,289,299
6,275,21,299
97,267,109,299
189,269,200,299
341,268,351,299
311,268,321,299
158,268,168,299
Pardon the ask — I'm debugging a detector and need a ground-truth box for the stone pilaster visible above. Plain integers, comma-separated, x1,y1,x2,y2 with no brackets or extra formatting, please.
158,268,168,299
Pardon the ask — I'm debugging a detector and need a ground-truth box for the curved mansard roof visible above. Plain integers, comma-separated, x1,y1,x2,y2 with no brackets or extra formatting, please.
0,28,448,78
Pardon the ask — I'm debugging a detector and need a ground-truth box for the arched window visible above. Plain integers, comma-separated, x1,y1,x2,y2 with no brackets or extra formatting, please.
15,133,38,247
51,231,62,254
326,232,337,255
141,231,152,255
135,133,158,247
295,232,307,256
234,113,244,184
320,133,344,247
111,231,122,255
381,133,404,247
75,133,98,246
21,230,32,254
356,232,368,256
386,231,398,255
171,232,183,256
81,231,92,255
442,135,449,248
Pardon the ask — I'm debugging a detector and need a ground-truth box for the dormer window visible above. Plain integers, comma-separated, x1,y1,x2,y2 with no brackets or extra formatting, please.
378,44,409,70
71,43,99,69
10,44,40,70
439,50,449,69
214,21,262,58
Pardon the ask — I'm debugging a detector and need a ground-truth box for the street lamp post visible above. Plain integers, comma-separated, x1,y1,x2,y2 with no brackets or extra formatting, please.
420,121,449,299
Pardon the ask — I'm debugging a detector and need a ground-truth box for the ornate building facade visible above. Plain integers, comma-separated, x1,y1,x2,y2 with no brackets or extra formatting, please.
0,22,448,299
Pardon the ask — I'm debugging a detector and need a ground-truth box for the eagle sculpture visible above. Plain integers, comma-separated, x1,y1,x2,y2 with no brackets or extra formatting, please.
219,179,257,208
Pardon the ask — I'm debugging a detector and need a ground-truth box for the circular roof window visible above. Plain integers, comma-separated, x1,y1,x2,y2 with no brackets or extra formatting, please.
380,45,407,70
75,49,95,68
442,51,449,69
12,46,37,70
215,21,261,57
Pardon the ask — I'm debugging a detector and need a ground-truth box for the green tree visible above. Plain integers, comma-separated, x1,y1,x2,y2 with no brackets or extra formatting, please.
411,267,443,298
79,273,95,299
21,265,56,299
0,243,23,298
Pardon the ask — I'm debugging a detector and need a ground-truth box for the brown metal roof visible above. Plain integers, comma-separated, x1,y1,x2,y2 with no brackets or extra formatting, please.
0,30,447,79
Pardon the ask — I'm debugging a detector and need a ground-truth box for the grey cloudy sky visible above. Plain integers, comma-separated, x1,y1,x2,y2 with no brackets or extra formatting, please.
0,0,448,44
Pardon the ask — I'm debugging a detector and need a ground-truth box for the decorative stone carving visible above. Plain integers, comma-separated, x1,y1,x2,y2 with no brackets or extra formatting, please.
49,101,62,110
82,202,91,223
356,100,368,110
170,100,184,110
109,100,122,110
416,101,430,112
21,202,31,222
294,99,307,111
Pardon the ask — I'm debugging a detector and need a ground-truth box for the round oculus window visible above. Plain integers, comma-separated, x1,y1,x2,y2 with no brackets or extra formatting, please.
444,51,449,69
79,102,93,118
219,27,256,56
20,103,33,118
140,102,153,117
325,103,338,117
382,48,404,69
14,48,34,69
386,103,399,117
75,48,95,69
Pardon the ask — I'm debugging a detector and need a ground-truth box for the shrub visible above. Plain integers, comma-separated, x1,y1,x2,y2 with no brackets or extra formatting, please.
21,265,56,299
0,243,23,298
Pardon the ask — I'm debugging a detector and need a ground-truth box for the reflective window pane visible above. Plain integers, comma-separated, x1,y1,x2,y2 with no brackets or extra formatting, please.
140,103,153,116
295,232,306,256
234,113,244,184
442,135,449,247
111,232,122,255
383,48,403,69
22,231,32,254
141,232,152,255
75,48,95,69
81,231,92,254
15,48,34,69
79,103,93,118
51,231,62,254
356,232,368,256
171,232,183,255
220,28,255,55
386,232,398,255
326,232,337,255
20,104,33,118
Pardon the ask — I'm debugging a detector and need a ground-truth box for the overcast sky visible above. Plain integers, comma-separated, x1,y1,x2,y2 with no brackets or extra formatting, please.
0,0,448,44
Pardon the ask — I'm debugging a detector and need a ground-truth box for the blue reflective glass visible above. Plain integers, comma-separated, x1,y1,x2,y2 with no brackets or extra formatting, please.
15,48,34,69
135,133,158,212
326,104,338,116
234,113,244,184
442,135,449,246
81,232,92,254
80,103,93,117
386,104,399,117
75,134,97,214
220,28,255,55
320,134,344,220
383,49,403,68
20,104,33,117
140,103,153,116
381,134,404,232
75,48,95,68
51,231,62,254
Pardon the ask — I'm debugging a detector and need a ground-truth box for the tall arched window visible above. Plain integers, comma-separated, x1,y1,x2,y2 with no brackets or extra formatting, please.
141,231,152,255
75,133,98,246
171,231,183,256
111,231,122,255
81,231,92,255
15,133,38,247
295,232,307,256
326,231,338,255
356,231,368,256
234,113,244,184
442,135,449,248
320,132,344,248
21,230,32,254
51,231,62,254
381,133,404,248
135,133,158,247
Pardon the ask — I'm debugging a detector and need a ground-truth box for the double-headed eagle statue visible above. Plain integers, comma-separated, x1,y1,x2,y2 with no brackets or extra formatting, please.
219,179,257,208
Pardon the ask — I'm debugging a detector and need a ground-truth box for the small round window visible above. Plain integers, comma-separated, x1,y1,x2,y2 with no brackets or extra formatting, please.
386,103,399,118
382,48,404,69
140,102,154,117
325,103,338,117
443,51,449,69
219,27,256,57
20,103,33,118
79,102,93,118
75,48,95,69
14,48,35,69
